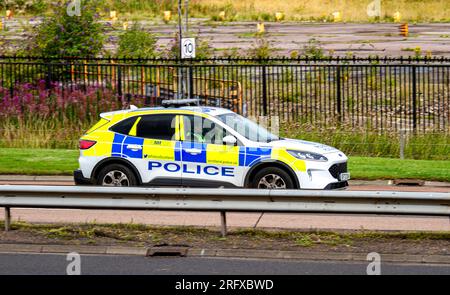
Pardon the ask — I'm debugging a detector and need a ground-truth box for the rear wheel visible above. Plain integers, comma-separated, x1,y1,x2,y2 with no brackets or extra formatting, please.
251,167,295,189
96,164,137,187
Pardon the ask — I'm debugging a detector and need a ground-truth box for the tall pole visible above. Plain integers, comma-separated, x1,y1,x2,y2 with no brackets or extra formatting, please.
177,0,183,98
185,0,191,99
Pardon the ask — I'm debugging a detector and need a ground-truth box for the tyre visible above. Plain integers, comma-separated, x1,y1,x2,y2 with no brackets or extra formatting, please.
96,164,137,187
251,167,295,189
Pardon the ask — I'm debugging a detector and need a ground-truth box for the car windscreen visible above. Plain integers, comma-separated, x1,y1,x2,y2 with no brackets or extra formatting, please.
216,113,279,143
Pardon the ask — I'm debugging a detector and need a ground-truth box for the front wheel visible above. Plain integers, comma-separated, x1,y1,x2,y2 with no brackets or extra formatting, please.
96,164,137,187
251,167,295,189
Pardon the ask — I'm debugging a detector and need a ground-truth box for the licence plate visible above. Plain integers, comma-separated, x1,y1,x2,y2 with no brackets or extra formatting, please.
339,173,351,181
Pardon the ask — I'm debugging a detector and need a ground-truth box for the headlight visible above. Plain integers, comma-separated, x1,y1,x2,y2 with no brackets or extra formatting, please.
287,150,328,162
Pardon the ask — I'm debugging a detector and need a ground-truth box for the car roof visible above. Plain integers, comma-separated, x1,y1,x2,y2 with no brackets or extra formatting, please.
100,106,235,120
132,106,234,116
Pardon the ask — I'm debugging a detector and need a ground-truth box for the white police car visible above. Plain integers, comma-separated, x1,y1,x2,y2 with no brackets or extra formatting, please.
74,100,349,189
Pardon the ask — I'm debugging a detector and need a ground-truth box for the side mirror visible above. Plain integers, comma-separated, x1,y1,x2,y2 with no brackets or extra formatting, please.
223,135,237,146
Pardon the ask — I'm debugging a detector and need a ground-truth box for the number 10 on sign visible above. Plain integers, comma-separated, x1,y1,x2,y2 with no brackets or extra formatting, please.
181,38,196,59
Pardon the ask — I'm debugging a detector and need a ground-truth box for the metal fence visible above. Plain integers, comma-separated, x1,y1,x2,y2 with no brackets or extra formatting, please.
0,56,449,133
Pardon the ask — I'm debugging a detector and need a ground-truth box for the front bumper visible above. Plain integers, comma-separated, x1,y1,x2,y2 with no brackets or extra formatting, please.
74,169,93,185
324,181,348,190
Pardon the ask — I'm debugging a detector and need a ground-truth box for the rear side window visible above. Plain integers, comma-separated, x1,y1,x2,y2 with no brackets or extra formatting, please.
136,114,177,140
110,116,138,135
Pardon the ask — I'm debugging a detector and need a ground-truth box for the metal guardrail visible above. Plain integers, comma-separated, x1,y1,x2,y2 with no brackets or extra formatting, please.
0,185,449,235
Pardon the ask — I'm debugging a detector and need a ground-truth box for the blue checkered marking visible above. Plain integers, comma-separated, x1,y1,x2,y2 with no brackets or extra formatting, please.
243,147,272,166
181,141,207,163
123,136,144,159
112,133,126,157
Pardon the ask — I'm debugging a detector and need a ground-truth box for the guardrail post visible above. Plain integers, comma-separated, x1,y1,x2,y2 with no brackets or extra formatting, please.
399,129,406,159
4,207,11,232
220,211,227,237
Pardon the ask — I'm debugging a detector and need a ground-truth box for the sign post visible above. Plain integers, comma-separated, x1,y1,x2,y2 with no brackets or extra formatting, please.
181,38,196,59
177,0,194,99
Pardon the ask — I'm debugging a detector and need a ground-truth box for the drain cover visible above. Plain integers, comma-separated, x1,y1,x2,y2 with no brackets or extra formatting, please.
147,247,188,257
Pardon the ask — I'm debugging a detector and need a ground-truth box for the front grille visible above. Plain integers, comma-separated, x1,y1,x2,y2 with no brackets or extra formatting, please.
328,162,348,179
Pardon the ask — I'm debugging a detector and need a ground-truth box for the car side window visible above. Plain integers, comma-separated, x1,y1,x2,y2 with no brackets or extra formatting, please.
183,115,228,145
109,116,138,135
135,114,177,140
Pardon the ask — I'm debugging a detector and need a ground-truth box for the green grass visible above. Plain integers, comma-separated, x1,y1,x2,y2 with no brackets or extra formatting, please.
0,148,78,175
0,148,448,181
349,157,450,182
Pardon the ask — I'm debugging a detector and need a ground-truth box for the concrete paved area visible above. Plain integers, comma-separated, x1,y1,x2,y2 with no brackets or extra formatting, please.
3,19,450,57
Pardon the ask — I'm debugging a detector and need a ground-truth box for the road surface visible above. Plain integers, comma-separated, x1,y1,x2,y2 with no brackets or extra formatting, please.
0,253,449,275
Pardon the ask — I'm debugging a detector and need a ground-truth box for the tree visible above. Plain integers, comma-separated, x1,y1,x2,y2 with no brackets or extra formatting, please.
31,0,105,57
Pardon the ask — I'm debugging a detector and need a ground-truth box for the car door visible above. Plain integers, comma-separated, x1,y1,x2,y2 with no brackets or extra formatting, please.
131,113,182,185
180,114,245,187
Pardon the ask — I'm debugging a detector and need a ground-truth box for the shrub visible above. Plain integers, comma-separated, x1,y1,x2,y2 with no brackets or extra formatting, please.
116,22,159,58
30,0,105,57
302,38,325,58
247,37,273,59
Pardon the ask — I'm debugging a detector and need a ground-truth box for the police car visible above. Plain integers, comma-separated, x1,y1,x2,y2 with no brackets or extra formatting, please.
74,99,350,189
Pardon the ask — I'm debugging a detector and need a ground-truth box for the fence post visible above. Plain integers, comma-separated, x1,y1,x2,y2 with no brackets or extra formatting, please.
220,211,227,237
336,65,342,124
412,65,417,133
262,65,268,116
399,129,406,159
45,62,52,90
117,65,122,100
188,65,193,99
4,206,11,232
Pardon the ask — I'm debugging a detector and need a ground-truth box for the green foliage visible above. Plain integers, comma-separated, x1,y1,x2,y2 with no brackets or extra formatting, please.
0,0,48,13
165,33,213,59
30,0,105,57
302,38,325,58
247,37,273,59
117,22,158,58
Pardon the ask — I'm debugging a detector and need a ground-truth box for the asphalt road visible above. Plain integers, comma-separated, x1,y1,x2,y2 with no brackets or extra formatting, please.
0,253,449,275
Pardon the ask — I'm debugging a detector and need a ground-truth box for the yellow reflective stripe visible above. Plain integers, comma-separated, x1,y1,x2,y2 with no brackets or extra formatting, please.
128,116,141,136
177,115,184,141
271,148,306,172
143,139,176,160
206,144,239,166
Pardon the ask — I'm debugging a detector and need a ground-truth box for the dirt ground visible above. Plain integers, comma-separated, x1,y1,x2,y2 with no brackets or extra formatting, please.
1,222,449,256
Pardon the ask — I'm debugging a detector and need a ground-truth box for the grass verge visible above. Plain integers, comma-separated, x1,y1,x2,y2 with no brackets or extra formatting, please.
1,222,449,255
0,148,448,181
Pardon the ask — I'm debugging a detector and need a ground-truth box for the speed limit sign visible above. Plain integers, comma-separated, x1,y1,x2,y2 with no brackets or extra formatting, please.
181,38,196,59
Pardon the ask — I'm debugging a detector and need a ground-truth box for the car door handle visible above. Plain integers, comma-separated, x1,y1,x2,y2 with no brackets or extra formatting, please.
185,148,202,155
126,144,142,151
